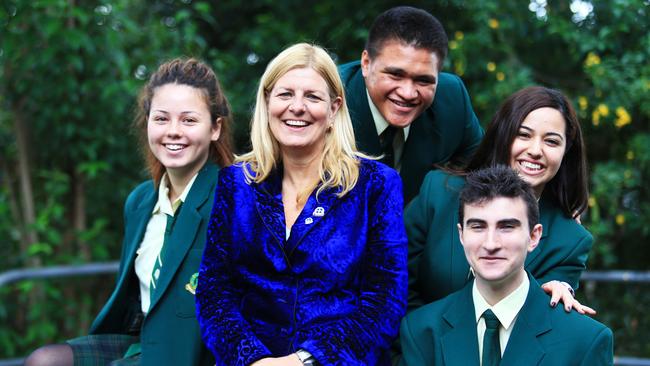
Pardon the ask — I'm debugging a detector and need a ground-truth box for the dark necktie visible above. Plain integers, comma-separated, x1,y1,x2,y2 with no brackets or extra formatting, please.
150,204,182,304
482,309,501,366
380,126,398,167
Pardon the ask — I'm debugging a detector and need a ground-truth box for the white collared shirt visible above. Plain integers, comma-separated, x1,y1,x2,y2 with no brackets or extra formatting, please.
134,172,198,314
366,89,410,171
472,274,529,365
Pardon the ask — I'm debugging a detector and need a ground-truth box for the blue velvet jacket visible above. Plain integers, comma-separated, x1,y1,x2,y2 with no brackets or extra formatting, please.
196,158,408,366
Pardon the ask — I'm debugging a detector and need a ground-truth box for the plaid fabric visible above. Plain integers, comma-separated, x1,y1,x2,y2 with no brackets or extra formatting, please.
67,334,139,366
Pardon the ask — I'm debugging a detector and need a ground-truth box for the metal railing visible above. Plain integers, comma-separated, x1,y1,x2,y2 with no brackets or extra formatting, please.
0,261,119,288
1,265,649,366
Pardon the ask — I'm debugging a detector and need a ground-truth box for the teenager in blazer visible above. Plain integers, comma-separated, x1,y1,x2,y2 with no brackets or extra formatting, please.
196,44,407,366
406,86,594,313
338,6,484,203
26,58,234,366
400,167,613,366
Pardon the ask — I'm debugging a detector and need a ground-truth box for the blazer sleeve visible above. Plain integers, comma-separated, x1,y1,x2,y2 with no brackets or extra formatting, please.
534,230,592,290
451,74,484,164
298,169,408,365
196,171,271,366
580,327,614,366
404,173,436,312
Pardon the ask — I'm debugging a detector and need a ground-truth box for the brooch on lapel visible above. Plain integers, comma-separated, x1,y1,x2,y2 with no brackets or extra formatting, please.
185,272,199,295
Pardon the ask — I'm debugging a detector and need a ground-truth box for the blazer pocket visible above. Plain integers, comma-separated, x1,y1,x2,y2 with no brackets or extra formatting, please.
175,248,204,318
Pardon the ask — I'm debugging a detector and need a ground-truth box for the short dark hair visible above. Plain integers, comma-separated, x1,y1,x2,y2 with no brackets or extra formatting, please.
464,86,588,218
459,166,539,232
365,6,448,67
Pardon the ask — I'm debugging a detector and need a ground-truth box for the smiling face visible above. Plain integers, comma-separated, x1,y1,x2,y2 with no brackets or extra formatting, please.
459,196,542,297
361,40,439,128
147,83,220,183
509,107,567,197
267,67,342,156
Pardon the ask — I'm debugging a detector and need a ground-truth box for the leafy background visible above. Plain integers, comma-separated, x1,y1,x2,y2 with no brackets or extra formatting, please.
1,0,648,359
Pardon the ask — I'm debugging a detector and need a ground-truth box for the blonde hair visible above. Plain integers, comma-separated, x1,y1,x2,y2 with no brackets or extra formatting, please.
237,43,366,199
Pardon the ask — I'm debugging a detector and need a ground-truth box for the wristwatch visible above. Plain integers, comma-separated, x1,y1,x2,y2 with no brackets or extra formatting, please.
295,349,316,365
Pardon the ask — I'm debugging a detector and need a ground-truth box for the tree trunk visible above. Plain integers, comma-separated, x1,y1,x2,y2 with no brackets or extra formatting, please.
13,103,40,267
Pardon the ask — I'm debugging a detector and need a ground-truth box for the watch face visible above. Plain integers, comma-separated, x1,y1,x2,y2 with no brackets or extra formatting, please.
296,350,313,364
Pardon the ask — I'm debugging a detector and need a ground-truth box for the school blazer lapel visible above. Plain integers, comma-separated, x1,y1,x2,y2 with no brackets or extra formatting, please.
441,284,481,366
149,164,217,311
121,184,157,289
500,275,550,366
346,68,382,156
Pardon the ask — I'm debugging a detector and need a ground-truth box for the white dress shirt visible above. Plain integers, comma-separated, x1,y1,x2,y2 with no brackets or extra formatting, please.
134,173,198,314
472,274,530,365
366,90,410,171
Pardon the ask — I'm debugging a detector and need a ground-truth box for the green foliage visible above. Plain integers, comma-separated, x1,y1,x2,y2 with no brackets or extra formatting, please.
0,0,212,357
1,0,648,360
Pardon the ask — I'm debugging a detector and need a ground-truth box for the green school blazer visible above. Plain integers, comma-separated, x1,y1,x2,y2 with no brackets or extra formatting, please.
399,273,613,366
405,170,593,311
89,163,218,366
338,61,484,202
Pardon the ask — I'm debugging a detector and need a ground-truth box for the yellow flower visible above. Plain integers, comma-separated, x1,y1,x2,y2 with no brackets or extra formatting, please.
592,110,600,126
615,106,631,128
588,196,596,207
488,18,499,29
449,40,458,50
584,52,601,67
578,96,588,111
496,72,505,81
615,214,625,226
455,31,464,40
454,60,465,76
626,150,635,160
597,104,609,116
487,62,496,72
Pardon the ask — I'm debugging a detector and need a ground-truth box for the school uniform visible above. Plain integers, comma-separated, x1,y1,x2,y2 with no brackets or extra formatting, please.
399,273,613,366
70,163,219,366
405,170,592,311
338,61,484,202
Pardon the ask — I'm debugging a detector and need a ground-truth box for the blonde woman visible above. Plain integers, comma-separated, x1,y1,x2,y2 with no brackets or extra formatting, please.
196,43,407,366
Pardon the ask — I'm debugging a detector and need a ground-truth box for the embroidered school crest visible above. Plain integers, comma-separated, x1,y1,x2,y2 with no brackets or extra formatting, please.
185,272,199,295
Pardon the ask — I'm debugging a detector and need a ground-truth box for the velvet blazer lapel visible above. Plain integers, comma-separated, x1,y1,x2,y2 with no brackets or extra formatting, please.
251,169,342,264
500,274,551,366
149,163,217,311
441,283,481,366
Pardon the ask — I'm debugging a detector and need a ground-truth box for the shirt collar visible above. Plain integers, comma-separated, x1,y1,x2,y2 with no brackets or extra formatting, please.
472,274,530,331
152,172,199,216
365,89,410,141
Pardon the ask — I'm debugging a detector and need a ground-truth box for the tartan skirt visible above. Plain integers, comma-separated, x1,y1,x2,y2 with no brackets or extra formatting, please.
67,334,140,366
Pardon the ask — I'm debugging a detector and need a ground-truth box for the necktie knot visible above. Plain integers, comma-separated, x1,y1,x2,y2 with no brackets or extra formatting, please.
483,309,500,330
379,126,399,167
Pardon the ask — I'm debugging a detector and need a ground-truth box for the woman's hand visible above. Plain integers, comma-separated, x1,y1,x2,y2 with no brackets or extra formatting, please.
541,280,596,315
251,354,303,366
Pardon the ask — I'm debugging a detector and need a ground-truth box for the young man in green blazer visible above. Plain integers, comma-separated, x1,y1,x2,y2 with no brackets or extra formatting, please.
338,6,484,202
400,167,613,366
